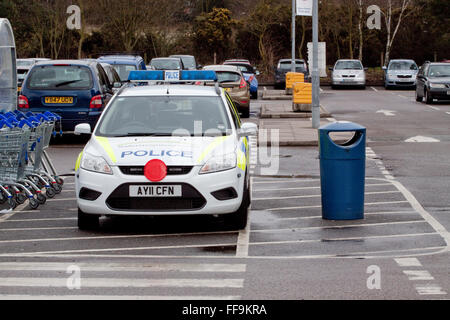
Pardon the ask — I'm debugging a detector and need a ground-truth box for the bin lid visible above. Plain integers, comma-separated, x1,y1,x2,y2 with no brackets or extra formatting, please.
0,19,15,48
319,121,365,132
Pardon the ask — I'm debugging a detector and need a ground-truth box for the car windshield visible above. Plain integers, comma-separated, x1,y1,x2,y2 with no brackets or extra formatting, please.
96,96,232,137
279,61,305,70
113,64,137,81
428,65,450,77
227,64,253,73
151,59,182,70
215,71,241,83
335,61,363,70
16,60,33,67
26,65,93,90
389,61,417,70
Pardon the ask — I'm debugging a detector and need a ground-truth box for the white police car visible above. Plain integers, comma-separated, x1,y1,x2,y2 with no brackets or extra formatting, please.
74,70,257,230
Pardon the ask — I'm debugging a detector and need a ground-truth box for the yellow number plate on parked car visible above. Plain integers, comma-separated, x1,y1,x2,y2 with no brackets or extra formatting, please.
45,97,73,104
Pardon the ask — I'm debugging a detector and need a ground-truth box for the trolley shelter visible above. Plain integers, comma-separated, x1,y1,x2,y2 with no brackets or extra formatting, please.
0,18,17,112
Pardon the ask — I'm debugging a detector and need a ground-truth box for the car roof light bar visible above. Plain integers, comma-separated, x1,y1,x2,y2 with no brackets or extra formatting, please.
127,70,217,83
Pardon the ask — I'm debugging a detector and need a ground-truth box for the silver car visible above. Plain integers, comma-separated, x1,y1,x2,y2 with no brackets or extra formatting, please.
330,59,366,89
383,59,418,89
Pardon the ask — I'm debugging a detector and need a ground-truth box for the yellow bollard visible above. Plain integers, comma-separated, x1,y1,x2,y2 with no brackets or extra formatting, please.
293,82,312,104
285,72,305,95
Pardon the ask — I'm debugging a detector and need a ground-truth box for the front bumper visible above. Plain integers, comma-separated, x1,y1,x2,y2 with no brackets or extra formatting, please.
332,78,365,86
76,165,245,216
386,78,416,87
429,87,450,100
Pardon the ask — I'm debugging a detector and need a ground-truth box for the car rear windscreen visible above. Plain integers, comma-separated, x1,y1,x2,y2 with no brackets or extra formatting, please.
389,61,417,70
216,71,241,83
279,61,305,70
26,65,93,90
151,59,182,70
113,64,137,81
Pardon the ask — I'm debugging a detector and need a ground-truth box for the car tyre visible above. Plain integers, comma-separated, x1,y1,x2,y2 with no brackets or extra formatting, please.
240,108,250,118
78,208,100,230
251,90,258,100
425,89,433,104
225,176,250,230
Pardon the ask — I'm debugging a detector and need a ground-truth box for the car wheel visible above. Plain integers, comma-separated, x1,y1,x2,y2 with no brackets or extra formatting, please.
251,90,258,100
240,108,250,118
425,89,433,104
225,176,250,230
415,89,422,102
78,208,100,230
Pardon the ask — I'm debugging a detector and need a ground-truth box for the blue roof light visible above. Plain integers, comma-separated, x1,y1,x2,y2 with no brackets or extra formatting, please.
127,70,217,82
128,70,164,81
180,70,217,81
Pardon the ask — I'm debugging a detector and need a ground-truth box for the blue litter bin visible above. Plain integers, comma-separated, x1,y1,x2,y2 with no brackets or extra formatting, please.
319,121,366,220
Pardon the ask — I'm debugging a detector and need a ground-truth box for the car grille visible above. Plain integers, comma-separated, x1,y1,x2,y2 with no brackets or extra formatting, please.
119,166,193,176
395,81,414,85
397,75,412,78
342,75,356,78
106,183,206,211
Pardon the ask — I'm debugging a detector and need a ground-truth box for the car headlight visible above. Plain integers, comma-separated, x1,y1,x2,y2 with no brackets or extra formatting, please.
429,83,446,88
81,153,113,175
199,152,237,174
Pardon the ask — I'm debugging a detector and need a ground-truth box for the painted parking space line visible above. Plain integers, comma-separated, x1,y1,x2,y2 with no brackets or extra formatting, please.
395,258,422,267
274,211,418,221
253,183,393,192
0,295,241,300
403,270,434,281
415,285,447,295
252,190,401,201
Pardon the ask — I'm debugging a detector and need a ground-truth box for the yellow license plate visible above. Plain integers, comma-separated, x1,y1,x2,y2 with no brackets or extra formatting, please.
225,88,232,92
45,96,73,104
17,87,21,92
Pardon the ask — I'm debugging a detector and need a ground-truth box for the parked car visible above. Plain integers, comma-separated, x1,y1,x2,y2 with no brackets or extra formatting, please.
330,59,367,89
223,60,259,99
383,59,418,89
203,65,250,118
150,57,184,71
274,59,310,89
169,55,201,70
415,61,450,104
18,60,114,132
97,55,147,82
99,62,122,92
17,58,50,93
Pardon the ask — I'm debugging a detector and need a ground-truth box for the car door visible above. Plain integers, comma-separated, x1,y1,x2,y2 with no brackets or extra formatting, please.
416,65,426,94
96,64,113,106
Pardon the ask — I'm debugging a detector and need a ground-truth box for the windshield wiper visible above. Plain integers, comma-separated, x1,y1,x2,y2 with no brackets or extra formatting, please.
54,79,82,87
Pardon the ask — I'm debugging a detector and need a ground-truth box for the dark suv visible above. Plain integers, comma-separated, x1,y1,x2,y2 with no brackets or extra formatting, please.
19,60,114,132
274,59,310,89
415,61,450,104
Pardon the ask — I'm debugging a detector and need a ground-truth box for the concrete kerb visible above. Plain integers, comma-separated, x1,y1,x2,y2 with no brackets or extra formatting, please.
260,104,331,119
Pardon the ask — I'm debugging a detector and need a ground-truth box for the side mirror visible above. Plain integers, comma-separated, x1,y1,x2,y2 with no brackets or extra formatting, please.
382,66,387,71
74,123,92,135
364,67,368,71
255,70,260,76
238,122,258,138
328,67,333,71
113,82,122,88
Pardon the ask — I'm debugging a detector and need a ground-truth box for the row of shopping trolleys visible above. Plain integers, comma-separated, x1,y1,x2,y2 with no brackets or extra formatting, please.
0,110,64,210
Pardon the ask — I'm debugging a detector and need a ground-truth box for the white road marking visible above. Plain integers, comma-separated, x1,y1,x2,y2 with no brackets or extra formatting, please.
0,230,237,245
376,109,396,116
251,220,427,232
446,112,450,115
236,177,252,258
397,94,408,99
253,183,393,192
252,190,401,201
371,87,378,92
267,200,409,211
275,210,418,221
0,262,246,273
0,295,241,300
0,277,244,288
415,285,447,295
394,258,422,267
405,136,440,143
0,227,77,232
3,217,76,222
403,270,434,281
46,198,77,202
426,105,440,111
327,118,336,122
253,179,319,184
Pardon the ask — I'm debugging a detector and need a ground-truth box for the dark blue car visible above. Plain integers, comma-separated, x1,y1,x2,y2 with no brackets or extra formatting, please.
97,55,147,82
18,60,114,132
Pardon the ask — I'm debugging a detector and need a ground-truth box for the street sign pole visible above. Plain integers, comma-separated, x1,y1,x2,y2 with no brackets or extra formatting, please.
291,0,296,72
311,0,320,129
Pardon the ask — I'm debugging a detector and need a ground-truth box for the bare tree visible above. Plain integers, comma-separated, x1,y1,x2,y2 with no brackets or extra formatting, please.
380,0,414,65
356,0,364,61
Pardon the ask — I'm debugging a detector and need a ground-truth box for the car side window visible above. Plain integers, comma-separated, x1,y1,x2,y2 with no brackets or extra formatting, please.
224,92,241,129
97,64,111,90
